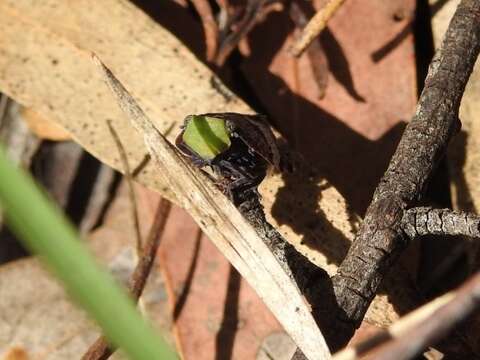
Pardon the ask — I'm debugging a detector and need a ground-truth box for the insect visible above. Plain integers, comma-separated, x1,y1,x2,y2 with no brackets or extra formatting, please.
175,113,281,205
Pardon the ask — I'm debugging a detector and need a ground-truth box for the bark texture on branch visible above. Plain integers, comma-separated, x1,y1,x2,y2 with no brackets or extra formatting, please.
331,0,480,333
319,0,480,350
402,207,480,239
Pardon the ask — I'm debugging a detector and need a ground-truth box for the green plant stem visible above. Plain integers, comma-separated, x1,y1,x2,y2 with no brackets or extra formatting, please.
0,145,176,360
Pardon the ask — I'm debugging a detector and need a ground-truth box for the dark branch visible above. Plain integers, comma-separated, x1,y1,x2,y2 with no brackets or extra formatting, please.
128,199,172,298
402,207,480,240
327,0,480,347
107,120,142,255
287,2,480,358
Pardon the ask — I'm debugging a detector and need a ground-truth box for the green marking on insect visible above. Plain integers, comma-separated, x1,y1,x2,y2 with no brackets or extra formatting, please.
181,115,231,160
176,112,287,204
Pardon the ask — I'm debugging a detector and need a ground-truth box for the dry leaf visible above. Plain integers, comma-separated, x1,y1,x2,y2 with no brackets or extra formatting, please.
1,347,29,360
0,0,251,202
0,0,411,342
0,0,356,266
243,0,417,214
20,108,70,141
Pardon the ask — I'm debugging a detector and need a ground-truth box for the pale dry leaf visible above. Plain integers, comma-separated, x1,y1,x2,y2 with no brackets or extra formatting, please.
332,292,456,360
20,108,70,141
0,0,401,334
0,3,351,278
1,347,29,360
0,0,250,202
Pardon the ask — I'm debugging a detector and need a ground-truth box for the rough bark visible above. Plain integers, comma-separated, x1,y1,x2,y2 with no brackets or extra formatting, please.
402,207,480,239
288,1,480,356
329,0,480,345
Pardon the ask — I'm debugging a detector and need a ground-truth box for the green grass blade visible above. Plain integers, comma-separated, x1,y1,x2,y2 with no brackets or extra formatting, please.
0,145,176,360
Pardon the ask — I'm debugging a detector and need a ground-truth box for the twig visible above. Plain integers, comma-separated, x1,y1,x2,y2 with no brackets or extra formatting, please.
365,272,480,360
190,0,219,61
332,292,455,360
78,165,117,234
129,199,172,298
402,207,480,239
0,94,8,127
173,227,202,320
290,0,346,57
106,120,142,255
215,0,230,14
92,54,331,360
289,1,329,99
215,0,283,66
327,0,480,348
81,198,172,360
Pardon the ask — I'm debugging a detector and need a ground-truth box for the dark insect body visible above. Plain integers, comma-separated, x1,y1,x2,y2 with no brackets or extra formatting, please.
175,113,279,205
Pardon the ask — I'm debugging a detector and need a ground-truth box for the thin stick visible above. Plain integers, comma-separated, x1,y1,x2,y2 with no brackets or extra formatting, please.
290,0,346,57
0,94,8,127
289,1,329,99
106,120,142,256
332,292,455,360
215,0,283,66
190,0,219,61
368,273,480,360
129,199,172,298
81,198,172,360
